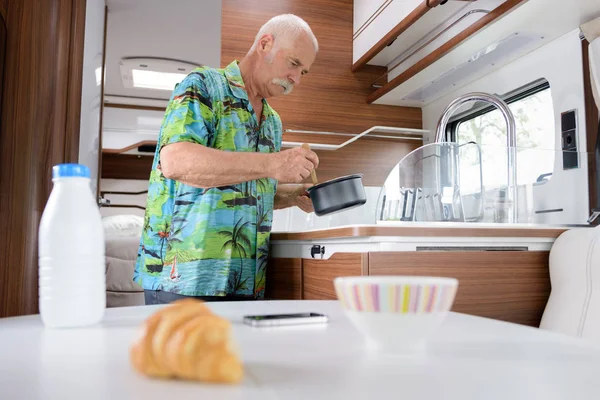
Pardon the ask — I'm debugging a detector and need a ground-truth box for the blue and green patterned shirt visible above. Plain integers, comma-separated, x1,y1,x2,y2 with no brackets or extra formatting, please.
134,60,282,298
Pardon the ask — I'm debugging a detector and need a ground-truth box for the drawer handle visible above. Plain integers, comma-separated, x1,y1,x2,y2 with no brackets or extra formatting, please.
311,245,325,259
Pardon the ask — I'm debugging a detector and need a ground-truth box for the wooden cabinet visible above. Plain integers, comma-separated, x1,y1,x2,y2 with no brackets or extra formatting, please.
353,0,389,37
0,5,5,127
353,0,425,67
369,251,551,327
265,258,303,300
266,254,367,301
303,254,367,300
352,0,473,70
352,0,531,105
267,250,551,327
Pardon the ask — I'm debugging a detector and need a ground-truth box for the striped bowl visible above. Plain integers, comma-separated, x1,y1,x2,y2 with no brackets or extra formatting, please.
334,276,458,353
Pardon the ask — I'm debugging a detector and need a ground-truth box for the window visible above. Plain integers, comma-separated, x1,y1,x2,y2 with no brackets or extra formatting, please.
450,80,555,193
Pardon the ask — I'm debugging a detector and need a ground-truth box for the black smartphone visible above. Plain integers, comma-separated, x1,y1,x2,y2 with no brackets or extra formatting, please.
242,312,328,327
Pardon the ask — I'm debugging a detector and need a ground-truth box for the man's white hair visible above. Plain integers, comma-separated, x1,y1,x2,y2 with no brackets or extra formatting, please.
250,14,319,54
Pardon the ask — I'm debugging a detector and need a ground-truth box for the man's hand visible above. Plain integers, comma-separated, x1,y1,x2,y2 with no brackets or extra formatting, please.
274,184,315,213
293,185,314,213
268,147,319,183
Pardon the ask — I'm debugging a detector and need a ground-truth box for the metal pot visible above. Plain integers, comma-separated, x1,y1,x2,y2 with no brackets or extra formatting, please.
306,173,367,216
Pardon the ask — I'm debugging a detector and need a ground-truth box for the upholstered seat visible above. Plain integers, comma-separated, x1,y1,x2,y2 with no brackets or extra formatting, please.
105,236,145,307
540,225,600,339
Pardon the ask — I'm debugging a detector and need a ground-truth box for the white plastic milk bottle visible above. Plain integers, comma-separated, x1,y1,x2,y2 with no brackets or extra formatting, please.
38,163,106,328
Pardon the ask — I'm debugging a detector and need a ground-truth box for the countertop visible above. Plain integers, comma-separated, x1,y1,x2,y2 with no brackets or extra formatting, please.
1,300,600,399
270,222,579,241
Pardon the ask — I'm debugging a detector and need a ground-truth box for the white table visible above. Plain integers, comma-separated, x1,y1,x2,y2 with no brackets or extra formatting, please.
1,300,600,400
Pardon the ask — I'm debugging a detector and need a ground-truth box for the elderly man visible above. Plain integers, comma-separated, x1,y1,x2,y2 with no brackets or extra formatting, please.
134,14,319,305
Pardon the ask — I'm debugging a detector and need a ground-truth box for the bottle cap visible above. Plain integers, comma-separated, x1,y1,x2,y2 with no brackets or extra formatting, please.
52,163,91,179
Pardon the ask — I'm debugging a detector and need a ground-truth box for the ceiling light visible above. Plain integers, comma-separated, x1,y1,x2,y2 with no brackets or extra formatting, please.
120,57,200,91
131,69,187,91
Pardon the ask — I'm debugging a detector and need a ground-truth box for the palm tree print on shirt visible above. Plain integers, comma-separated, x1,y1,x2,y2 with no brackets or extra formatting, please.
219,218,253,293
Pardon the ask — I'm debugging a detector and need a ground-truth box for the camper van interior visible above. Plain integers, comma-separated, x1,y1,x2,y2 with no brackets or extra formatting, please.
1,0,600,397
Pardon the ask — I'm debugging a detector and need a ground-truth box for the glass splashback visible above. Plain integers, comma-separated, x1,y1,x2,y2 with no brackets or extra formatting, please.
376,143,593,226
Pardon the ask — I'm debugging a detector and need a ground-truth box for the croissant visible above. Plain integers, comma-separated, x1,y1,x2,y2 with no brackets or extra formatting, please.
130,298,244,384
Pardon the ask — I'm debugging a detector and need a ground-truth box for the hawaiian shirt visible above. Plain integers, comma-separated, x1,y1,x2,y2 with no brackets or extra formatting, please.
133,60,282,298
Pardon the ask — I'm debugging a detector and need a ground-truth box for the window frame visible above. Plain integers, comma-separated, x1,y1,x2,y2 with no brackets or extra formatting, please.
445,79,552,142
441,79,554,191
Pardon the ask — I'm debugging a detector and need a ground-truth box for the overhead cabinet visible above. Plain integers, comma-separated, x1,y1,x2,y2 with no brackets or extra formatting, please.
352,0,540,106
353,0,472,70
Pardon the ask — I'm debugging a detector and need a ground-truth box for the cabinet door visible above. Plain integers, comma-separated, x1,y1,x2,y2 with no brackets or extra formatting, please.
369,251,551,327
354,0,389,36
0,11,5,126
353,0,423,64
303,253,368,300
265,258,303,300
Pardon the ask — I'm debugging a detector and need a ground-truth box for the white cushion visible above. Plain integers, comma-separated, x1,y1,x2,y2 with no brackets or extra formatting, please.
102,214,144,238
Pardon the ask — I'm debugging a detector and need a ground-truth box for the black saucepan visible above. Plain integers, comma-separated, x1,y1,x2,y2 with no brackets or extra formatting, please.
302,144,367,216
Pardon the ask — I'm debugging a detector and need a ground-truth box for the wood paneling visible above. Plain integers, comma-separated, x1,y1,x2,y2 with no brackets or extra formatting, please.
102,153,153,180
101,128,422,149
64,0,86,163
104,103,166,112
0,0,86,317
271,225,568,241
303,253,367,300
286,135,421,185
352,1,432,72
265,258,303,300
0,10,5,124
369,251,551,327
583,39,600,222
102,140,158,154
366,0,528,104
221,0,422,134
101,135,421,186
0,1,6,22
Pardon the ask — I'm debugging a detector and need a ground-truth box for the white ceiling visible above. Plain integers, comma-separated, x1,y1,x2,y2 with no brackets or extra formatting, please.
104,0,222,105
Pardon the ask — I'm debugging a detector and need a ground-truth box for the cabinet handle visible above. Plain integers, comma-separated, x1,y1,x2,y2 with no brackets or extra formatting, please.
311,245,325,259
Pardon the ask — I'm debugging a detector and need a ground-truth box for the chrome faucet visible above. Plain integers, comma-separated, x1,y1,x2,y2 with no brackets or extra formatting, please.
434,92,518,224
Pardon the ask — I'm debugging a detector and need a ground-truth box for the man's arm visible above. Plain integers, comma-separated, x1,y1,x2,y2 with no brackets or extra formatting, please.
157,73,318,189
161,143,318,189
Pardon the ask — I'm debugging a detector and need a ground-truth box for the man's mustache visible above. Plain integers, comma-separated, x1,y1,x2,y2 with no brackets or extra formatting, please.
271,78,294,95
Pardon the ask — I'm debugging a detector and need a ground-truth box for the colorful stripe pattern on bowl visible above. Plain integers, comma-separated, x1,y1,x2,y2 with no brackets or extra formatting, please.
335,283,457,314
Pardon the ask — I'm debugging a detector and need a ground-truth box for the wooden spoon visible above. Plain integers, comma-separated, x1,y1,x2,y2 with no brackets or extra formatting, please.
301,143,318,185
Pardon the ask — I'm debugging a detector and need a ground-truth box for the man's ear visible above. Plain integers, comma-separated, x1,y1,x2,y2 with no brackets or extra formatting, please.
257,34,274,54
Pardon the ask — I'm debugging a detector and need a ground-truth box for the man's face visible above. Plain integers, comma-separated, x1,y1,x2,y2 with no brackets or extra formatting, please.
256,33,316,98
